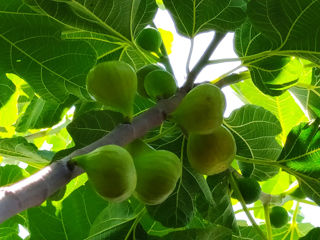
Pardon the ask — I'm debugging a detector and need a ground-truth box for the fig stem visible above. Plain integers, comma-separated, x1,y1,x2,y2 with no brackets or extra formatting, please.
263,203,273,240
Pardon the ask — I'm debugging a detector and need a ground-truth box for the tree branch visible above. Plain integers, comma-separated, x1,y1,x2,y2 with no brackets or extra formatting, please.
0,90,187,223
183,32,226,91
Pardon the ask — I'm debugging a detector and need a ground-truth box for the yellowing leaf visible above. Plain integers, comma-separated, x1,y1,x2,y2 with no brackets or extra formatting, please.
159,28,173,55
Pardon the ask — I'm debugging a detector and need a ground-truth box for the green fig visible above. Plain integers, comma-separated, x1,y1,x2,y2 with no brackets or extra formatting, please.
269,206,289,228
187,125,236,175
171,83,226,134
86,61,137,120
72,145,137,202
136,64,163,97
144,70,177,100
125,139,155,158
133,150,182,205
136,27,162,52
232,177,261,204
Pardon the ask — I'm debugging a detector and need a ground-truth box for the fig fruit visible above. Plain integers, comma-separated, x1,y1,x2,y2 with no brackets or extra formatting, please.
269,206,289,228
72,145,137,202
86,61,137,120
136,27,162,52
133,150,182,205
125,139,155,158
144,70,177,100
136,64,163,97
233,177,261,204
171,83,226,134
187,125,236,175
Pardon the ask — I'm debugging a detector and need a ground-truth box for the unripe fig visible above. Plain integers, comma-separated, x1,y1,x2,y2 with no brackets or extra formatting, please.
187,125,236,175
269,206,289,228
72,145,137,202
171,83,226,134
232,177,261,204
86,61,137,120
136,64,163,97
125,139,155,158
133,150,182,205
136,28,162,52
144,70,177,100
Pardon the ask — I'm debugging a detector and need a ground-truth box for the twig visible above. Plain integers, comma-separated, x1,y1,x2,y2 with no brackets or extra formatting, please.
263,203,273,240
183,32,226,91
186,38,194,74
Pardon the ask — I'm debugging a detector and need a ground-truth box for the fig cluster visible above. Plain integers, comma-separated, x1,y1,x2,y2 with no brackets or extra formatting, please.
72,141,182,205
170,83,236,176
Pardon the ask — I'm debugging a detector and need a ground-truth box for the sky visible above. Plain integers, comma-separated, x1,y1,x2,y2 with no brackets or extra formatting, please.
153,8,320,228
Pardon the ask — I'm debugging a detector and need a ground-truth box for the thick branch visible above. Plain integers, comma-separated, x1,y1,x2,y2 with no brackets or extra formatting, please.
0,90,187,223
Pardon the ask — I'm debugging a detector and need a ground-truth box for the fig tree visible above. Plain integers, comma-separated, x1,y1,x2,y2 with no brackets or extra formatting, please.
133,150,182,205
72,145,137,202
86,61,137,120
144,70,177,100
187,125,236,175
232,177,261,204
136,27,162,52
171,83,226,134
269,206,289,228
137,64,163,97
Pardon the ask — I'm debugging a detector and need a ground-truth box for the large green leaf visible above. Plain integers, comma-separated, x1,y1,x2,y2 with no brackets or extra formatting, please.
67,110,124,148
15,95,77,132
278,119,320,205
159,224,233,240
163,0,246,38
232,80,308,144
300,228,320,240
234,21,303,96
247,0,320,63
25,0,158,41
146,166,195,228
0,74,16,109
234,223,313,240
291,67,320,119
28,183,107,240
0,0,97,102
197,171,238,232
62,31,151,70
0,137,50,167
224,104,282,181
88,200,145,239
